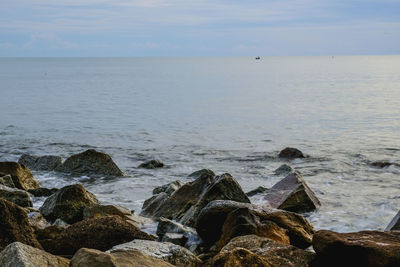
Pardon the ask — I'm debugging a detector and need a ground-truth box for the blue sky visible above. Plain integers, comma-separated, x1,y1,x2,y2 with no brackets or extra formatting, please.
1,0,400,56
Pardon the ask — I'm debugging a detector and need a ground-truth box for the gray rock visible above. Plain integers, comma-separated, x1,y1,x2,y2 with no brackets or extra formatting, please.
157,217,196,239
385,210,400,231
153,180,184,195
0,242,69,267
0,162,39,190
28,211,51,230
278,147,305,159
28,187,58,197
0,175,15,188
139,159,164,169
0,184,33,207
246,186,269,197
53,218,70,227
274,164,294,175
18,154,63,171
55,149,125,176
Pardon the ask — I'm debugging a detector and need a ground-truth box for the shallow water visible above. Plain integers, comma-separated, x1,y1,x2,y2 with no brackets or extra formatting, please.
1,56,399,232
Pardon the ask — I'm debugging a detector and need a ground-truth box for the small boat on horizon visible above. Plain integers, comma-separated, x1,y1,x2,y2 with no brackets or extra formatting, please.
255,56,261,60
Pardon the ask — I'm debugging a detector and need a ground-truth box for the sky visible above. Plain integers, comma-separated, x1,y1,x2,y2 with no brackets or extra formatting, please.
1,0,400,56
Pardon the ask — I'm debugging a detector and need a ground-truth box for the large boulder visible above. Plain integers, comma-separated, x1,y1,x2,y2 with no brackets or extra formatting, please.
0,199,42,251
0,242,69,267
141,171,250,227
39,215,156,256
108,239,202,267
139,159,164,169
39,184,99,224
0,162,39,190
312,230,400,267
18,154,63,171
0,175,15,188
278,147,305,159
0,184,33,207
55,149,125,176
385,211,400,231
262,172,320,213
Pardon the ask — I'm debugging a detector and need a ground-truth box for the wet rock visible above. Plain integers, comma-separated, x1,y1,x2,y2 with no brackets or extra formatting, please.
39,184,99,224
262,171,320,213
142,192,169,214
28,211,51,230
370,161,395,168
28,187,59,197
386,210,400,231
0,184,33,207
0,199,42,251
108,239,202,267
153,180,184,195
188,169,215,180
0,162,39,190
274,164,293,175
0,242,69,267
55,149,125,176
246,186,269,197
157,217,197,239
141,171,250,227
312,230,400,267
40,215,156,256
35,225,65,240
139,159,164,169
278,147,305,159
18,154,63,171
210,247,272,267
0,175,15,188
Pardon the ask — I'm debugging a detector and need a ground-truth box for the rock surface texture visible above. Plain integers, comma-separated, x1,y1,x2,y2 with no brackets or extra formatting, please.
18,154,63,171
0,162,39,190
0,175,15,188
0,184,33,207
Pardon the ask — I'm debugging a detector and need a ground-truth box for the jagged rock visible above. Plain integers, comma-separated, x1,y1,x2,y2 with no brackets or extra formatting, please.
28,187,58,197
386,210,400,231
246,186,269,197
0,184,33,207
278,147,305,159
39,184,99,224
312,230,400,267
153,180,184,195
28,211,51,230
141,171,250,227
262,172,320,213
142,192,169,214
210,247,272,267
196,200,314,249
39,216,156,256
18,154,63,171
0,199,42,251
0,242,69,267
0,175,15,188
0,162,39,190
274,164,293,175
55,149,125,176
157,217,196,239
108,239,202,267
139,159,164,169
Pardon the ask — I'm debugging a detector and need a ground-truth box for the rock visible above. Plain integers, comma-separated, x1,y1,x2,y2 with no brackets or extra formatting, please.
0,175,15,188
108,239,202,267
139,159,164,169
188,169,215,180
0,162,39,190
370,161,397,168
246,186,269,197
274,164,293,175
39,215,156,256
28,211,51,230
210,247,272,267
386,210,400,231
153,180,184,195
262,172,321,213
157,217,197,239
28,187,59,197
142,192,169,214
162,233,188,246
141,171,250,227
18,154,63,171
0,242,69,267
196,200,314,249
0,199,42,251
55,149,125,176
35,225,65,240
278,147,305,159
0,184,33,207
39,184,99,224
53,219,69,227
312,230,400,267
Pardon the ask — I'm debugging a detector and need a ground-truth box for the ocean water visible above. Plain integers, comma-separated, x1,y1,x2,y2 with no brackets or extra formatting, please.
0,56,399,232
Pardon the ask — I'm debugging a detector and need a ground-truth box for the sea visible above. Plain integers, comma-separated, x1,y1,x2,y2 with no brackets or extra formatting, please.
0,56,399,232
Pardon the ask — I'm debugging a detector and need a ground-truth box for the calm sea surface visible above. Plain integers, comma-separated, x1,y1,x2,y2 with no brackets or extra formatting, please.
1,56,399,232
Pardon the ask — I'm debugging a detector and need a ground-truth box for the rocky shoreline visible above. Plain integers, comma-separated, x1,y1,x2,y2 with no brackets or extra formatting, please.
0,148,399,266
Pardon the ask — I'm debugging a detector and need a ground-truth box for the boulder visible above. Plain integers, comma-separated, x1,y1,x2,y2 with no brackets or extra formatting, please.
55,149,125,176
39,215,156,256
28,187,58,197
139,159,164,169
246,186,269,197
28,211,51,230
39,184,99,224
18,154,63,171
108,239,202,267
278,147,305,159
0,199,42,251
210,248,272,267
262,172,320,213
0,184,33,207
0,162,39,190
153,180,184,195
141,192,169,214
312,230,400,267
0,175,15,188
274,164,293,175
141,171,250,227
370,161,395,168
188,169,215,180
386,211,400,231
35,225,65,240
0,242,69,267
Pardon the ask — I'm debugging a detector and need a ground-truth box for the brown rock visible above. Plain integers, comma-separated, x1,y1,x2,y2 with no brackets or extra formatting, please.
312,230,400,267
278,147,305,159
0,184,33,207
70,248,118,267
210,248,272,267
0,174,15,188
0,162,39,190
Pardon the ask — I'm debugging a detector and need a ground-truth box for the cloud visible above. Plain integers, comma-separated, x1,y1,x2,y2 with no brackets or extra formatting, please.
23,33,79,49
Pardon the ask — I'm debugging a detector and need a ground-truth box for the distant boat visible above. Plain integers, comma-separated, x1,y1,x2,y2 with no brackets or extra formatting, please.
255,56,261,60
